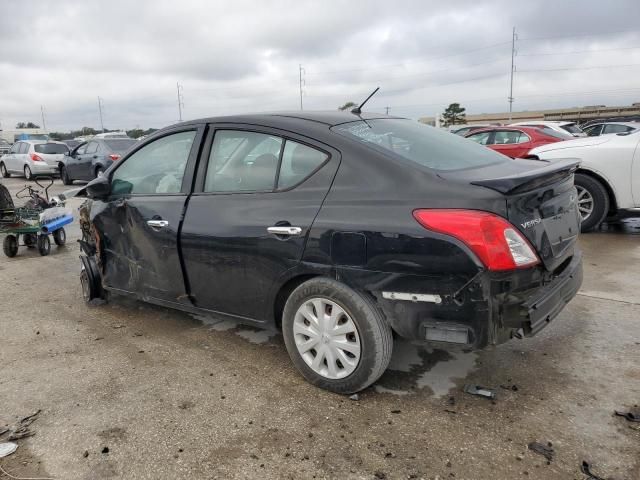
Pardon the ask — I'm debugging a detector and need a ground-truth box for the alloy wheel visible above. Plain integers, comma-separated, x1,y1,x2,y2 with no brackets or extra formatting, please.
576,185,594,221
293,297,361,379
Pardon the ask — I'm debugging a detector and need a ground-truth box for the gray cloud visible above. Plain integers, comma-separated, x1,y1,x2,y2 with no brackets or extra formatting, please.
1,0,639,131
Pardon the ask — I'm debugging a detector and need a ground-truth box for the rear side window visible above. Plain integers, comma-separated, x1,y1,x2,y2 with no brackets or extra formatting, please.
111,131,196,195
277,141,328,189
205,131,283,192
603,124,634,134
34,143,68,154
104,139,138,152
334,119,508,171
493,131,529,144
19,143,30,154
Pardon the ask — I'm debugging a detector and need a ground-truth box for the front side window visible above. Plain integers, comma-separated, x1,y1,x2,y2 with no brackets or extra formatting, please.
75,144,87,155
111,131,196,195
333,119,508,171
205,130,283,192
85,142,98,154
584,125,602,136
19,143,30,154
10,143,20,154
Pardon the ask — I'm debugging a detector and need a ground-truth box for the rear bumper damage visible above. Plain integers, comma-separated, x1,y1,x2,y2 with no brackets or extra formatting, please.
366,250,583,350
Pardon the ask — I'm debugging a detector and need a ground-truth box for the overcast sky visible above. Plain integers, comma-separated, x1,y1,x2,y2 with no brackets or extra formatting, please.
1,0,639,131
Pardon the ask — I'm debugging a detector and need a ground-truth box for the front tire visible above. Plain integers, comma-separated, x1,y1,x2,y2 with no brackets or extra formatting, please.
282,278,393,394
38,235,51,256
575,173,609,232
3,235,18,257
0,162,10,178
24,165,33,180
60,165,73,185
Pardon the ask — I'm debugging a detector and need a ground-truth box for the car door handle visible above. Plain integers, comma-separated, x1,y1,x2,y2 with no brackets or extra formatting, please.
147,219,169,229
267,226,302,236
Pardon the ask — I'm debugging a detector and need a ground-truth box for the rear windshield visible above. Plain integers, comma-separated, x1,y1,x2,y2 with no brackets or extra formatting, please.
332,119,509,171
561,124,583,134
34,143,69,154
538,127,573,140
104,139,137,153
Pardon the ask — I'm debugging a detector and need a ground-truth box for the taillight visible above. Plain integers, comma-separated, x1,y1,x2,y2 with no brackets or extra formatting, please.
413,209,539,271
109,154,120,161
30,153,44,162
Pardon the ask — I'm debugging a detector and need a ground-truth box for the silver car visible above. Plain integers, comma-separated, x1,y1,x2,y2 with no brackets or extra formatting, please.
0,140,68,179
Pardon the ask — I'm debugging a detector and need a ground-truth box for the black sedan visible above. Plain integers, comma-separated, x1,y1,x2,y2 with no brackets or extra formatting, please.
60,137,138,184
77,111,583,393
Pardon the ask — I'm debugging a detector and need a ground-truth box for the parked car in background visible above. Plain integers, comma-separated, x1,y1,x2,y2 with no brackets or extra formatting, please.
464,126,566,158
0,140,67,179
529,131,640,231
60,137,138,184
94,131,130,139
77,111,582,393
510,120,586,137
582,122,639,136
0,138,11,156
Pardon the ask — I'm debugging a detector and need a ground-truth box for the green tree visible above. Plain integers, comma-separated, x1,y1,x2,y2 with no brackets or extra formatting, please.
15,122,40,128
338,101,357,111
439,103,466,127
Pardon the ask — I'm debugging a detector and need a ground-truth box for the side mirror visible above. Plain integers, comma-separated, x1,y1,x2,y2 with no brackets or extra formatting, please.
85,175,110,199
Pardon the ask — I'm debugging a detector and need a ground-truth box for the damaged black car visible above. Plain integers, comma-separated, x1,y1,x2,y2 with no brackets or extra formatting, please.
78,111,583,393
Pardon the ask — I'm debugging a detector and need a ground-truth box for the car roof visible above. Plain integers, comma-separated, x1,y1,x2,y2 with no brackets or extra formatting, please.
465,126,542,135
589,121,639,127
179,111,403,128
511,120,575,126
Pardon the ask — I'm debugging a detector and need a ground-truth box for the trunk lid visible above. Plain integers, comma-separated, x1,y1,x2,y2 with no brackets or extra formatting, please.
441,158,581,272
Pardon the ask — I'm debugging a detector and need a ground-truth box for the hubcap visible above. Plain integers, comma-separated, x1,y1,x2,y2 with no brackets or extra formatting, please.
576,185,594,221
293,297,361,379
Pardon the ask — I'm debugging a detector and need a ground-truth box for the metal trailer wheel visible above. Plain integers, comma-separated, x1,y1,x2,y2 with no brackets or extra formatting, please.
23,233,37,248
38,234,51,256
3,235,18,257
53,227,66,246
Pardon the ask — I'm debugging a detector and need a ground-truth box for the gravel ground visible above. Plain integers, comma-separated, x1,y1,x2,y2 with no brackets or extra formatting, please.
0,177,639,480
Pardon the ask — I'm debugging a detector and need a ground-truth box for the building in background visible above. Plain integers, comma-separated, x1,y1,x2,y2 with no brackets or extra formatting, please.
420,102,640,127
0,128,49,143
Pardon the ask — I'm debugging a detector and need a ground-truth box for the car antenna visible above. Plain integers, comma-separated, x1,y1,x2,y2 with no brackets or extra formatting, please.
351,87,380,115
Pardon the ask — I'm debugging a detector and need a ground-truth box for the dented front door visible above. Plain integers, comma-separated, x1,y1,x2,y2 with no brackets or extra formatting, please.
91,127,203,304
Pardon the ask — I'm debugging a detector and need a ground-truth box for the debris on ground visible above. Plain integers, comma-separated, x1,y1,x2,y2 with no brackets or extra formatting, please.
0,427,8,436
463,384,496,400
614,409,640,422
0,442,18,458
6,409,41,441
348,394,359,401
527,441,554,462
500,384,519,391
580,460,607,480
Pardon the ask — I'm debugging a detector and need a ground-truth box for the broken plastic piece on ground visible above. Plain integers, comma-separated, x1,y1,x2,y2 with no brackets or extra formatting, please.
527,441,554,462
463,384,496,399
614,409,640,422
580,460,607,480
348,394,360,401
0,442,18,458
7,409,41,441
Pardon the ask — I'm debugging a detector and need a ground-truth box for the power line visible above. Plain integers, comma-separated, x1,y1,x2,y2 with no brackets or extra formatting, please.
176,82,184,121
508,26,517,120
519,63,640,73
519,45,640,57
518,29,638,42
97,96,105,132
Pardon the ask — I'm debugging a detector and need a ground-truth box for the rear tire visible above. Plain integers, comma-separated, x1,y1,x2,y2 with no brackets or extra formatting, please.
3,235,18,257
282,277,393,394
38,235,51,256
53,228,66,246
0,162,10,178
575,173,609,232
24,165,33,180
60,165,73,185
95,166,104,178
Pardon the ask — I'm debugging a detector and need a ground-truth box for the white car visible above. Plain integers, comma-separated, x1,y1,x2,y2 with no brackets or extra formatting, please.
0,140,68,180
582,121,639,137
529,131,640,231
510,121,585,138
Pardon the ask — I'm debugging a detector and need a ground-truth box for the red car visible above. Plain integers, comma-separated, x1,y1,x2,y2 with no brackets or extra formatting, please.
464,126,568,159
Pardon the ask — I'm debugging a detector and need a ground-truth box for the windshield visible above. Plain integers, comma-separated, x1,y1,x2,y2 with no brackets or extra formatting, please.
538,127,573,140
34,143,69,154
104,139,137,152
332,119,509,171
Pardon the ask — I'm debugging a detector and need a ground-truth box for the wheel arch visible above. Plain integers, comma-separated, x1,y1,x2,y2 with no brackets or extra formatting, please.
576,167,618,214
272,274,323,330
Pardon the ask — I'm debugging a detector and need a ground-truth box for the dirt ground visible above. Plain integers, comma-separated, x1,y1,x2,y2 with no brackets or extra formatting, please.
1,177,639,480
